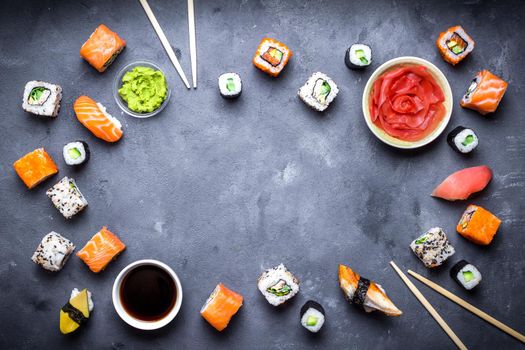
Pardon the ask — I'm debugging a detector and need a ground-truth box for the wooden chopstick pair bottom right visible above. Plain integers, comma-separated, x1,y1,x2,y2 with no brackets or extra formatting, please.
408,270,525,344
390,261,468,350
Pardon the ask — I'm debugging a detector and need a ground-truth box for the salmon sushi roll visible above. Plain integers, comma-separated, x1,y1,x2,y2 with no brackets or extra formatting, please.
74,96,123,142
457,205,501,245
436,26,474,65
253,38,292,77
77,227,126,273
200,283,243,331
13,148,58,189
80,24,126,73
460,70,508,115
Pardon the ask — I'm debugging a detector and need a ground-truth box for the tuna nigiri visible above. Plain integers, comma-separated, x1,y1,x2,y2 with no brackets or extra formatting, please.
80,24,126,73
74,96,123,142
338,264,402,316
432,165,492,201
13,148,58,189
460,70,507,115
76,227,126,273
200,283,243,331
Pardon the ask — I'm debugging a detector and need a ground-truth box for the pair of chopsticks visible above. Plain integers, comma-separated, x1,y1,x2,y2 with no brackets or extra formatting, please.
390,261,525,349
138,0,197,89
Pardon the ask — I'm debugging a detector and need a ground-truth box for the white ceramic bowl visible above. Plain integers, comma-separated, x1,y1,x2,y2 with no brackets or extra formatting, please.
362,56,453,149
112,259,183,330
113,60,171,118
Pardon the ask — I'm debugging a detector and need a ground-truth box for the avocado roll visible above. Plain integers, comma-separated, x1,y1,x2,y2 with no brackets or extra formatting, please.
447,126,478,154
63,141,90,166
450,260,482,290
298,72,339,112
345,44,372,69
22,81,62,117
257,264,299,306
300,300,325,333
218,73,242,99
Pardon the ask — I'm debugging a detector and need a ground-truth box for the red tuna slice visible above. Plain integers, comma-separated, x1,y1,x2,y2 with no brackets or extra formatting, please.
431,165,493,201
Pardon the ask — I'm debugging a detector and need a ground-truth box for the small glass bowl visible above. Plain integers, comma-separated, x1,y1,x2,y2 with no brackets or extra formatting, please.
113,60,171,118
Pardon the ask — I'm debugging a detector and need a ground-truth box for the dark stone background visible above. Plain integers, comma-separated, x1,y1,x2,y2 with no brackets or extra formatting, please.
0,0,523,349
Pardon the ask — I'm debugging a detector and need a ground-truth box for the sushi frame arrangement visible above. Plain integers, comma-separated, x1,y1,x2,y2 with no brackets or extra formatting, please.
7,1,524,347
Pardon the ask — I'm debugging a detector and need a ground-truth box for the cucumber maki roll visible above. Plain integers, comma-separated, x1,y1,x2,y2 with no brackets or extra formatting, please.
218,73,242,99
345,44,372,69
447,126,478,154
22,81,62,117
300,300,325,333
450,260,482,290
63,141,90,166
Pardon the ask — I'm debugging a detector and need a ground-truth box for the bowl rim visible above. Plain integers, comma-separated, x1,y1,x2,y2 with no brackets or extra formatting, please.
361,56,453,149
113,60,171,119
111,259,183,330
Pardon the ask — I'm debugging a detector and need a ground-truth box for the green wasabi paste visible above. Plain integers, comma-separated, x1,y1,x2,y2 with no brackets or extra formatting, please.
119,66,168,113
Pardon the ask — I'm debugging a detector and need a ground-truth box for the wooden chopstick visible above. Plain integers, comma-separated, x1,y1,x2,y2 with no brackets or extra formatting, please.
138,0,191,89
390,261,468,350
187,0,197,88
408,270,525,344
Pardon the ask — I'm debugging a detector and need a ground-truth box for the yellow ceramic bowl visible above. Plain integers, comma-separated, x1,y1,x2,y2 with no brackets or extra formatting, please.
362,56,453,149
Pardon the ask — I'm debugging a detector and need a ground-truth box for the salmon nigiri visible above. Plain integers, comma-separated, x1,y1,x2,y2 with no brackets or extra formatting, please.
74,96,123,142
460,70,507,115
80,24,126,73
76,227,126,273
432,165,492,201
338,264,402,316
200,283,243,331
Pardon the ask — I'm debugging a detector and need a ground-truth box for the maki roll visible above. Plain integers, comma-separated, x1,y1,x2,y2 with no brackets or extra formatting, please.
460,70,508,115
76,227,126,273
410,227,455,268
13,148,58,189
450,260,482,290
60,288,94,334
22,81,62,117
218,73,242,99
31,231,75,272
298,72,339,112
345,44,372,69
300,300,325,333
447,126,478,154
63,141,90,166
456,204,501,245
46,177,88,219
436,26,475,65
200,283,243,331
80,24,126,73
257,264,299,306
253,38,292,77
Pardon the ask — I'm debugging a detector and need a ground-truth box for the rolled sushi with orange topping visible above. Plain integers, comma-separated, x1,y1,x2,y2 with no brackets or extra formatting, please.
200,283,243,331
77,227,126,273
80,24,126,72
253,38,292,77
13,148,58,189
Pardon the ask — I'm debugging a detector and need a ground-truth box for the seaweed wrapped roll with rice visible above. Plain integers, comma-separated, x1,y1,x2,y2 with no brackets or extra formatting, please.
46,177,88,219
300,300,325,333
218,73,242,99
257,264,299,306
450,260,482,290
31,231,75,272
345,44,372,69
22,81,62,117
63,141,90,166
447,126,478,154
298,72,339,112
410,227,455,268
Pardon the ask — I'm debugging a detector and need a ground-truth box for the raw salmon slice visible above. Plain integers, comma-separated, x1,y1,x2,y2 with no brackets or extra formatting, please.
76,227,125,273
13,148,58,189
200,283,243,331
432,165,492,201
338,264,402,316
74,95,123,143
80,24,126,73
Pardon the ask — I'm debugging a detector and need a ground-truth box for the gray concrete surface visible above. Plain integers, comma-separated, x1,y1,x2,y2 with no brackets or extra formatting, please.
0,0,524,349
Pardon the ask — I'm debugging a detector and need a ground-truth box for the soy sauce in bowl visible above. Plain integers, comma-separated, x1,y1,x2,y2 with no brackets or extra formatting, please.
120,265,176,321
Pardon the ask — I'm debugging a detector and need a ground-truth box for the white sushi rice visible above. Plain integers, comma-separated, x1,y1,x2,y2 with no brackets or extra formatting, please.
348,44,372,67
257,264,299,306
96,102,122,131
31,231,75,272
453,128,478,153
63,141,88,165
218,73,242,97
46,177,88,219
22,80,62,117
298,72,339,112
301,307,325,333
71,288,94,312
410,227,455,268
455,264,482,290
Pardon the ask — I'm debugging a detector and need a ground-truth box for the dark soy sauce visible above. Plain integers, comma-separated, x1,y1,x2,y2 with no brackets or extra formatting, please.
120,265,176,321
